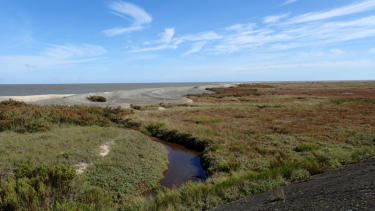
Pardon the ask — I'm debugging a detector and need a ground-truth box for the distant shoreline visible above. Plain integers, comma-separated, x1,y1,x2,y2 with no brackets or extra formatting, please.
0,83,236,108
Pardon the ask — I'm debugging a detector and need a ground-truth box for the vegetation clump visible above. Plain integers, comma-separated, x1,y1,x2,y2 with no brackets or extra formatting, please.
0,100,132,133
295,144,320,152
130,104,142,110
0,160,109,210
87,95,107,102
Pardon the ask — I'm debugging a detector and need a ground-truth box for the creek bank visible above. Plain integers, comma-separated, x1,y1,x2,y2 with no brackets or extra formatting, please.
152,138,206,188
121,126,209,192
123,120,214,176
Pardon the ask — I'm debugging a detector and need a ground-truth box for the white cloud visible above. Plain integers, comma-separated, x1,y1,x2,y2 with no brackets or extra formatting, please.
288,0,375,24
176,31,222,43
158,28,175,43
0,44,106,71
130,44,177,53
226,23,255,32
283,0,297,5
103,25,144,37
126,1,375,56
330,48,345,55
44,44,107,59
323,15,375,28
131,30,222,53
270,43,299,50
103,1,152,36
183,42,207,56
214,12,375,54
263,13,290,24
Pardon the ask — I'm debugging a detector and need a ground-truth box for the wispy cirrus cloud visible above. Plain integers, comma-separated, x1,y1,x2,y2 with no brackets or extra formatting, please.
131,30,221,54
0,44,107,71
330,48,345,55
263,13,290,24
158,28,175,43
103,1,152,36
226,23,255,32
127,0,375,57
211,1,375,54
214,14,375,53
287,0,375,24
183,41,207,56
283,0,297,6
43,44,107,59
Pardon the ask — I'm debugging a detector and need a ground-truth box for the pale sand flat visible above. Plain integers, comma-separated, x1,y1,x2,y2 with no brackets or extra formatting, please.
0,94,75,102
0,83,236,107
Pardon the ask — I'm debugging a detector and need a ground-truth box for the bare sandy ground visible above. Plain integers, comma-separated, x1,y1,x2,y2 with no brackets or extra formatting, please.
75,141,114,174
100,141,113,157
0,83,234,108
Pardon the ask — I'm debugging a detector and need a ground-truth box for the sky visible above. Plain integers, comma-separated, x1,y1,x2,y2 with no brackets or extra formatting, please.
0,0,374,84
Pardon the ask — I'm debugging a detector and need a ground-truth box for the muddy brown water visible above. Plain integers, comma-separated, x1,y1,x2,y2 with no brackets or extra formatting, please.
152,138,206,188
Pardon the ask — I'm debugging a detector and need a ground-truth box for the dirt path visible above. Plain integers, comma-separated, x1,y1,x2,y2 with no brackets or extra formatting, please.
212,157,375,211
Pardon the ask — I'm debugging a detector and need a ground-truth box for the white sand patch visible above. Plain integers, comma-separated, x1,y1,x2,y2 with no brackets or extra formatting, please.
100,141,113,157
75,162,89,174
74,141,114,174
158,107,166,110
185,98,193,103
0,94,75,103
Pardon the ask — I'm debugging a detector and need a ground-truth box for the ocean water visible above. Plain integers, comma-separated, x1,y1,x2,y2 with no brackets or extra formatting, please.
0,82,220,96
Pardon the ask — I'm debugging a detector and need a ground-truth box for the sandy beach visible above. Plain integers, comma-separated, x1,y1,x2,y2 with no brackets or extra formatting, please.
0,83,235,107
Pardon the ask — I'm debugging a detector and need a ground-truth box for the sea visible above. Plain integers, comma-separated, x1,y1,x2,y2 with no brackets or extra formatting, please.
0,82,221,96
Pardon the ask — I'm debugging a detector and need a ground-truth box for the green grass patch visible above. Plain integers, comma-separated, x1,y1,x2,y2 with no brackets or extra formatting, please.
0,126,169,204
295,144,320,152
85,131,168,201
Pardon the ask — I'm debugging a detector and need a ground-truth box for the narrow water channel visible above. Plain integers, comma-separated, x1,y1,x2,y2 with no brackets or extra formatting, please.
152,138,206,188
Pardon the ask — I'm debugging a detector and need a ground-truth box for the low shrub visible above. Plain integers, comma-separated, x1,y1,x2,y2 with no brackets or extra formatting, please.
219,161,241,172
87,96,107,102
0,100,132,133
301,158,325,175
79,185,110,208
0,160,78,210
290,169,310,181
122,169,285,210
130,104,142,110
144,122,165,136
0,99,27,106
0,160,111,210
351,148,372,160
295,144,319,152
55,201,96,211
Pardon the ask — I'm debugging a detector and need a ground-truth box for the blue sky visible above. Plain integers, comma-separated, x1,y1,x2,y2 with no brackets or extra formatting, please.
0,0,374,84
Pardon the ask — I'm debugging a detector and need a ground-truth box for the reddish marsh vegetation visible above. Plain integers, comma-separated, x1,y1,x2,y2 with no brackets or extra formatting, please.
125,81,375,210
0,99,132,133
